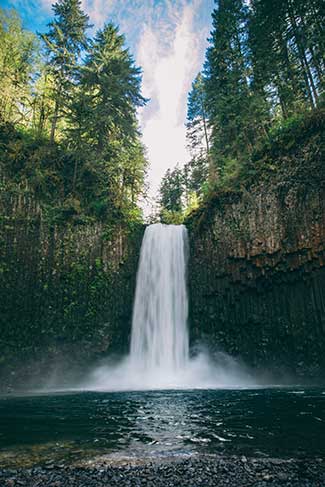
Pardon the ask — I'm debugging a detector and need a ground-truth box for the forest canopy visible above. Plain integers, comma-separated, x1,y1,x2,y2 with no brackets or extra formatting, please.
0,0,147,225
159,0,324,223
0,0,324,226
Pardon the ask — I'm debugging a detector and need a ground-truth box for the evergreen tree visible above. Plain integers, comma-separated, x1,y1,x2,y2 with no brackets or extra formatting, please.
75,24,145,151
184,73,210,197
186,73,210,157
0,8,37,124
0,7,148,225
159,167,184,214
249,0,324,116
41,0,91,143
182,0,324,205
205,0,259,166
67,23,147,215
182,156,208,201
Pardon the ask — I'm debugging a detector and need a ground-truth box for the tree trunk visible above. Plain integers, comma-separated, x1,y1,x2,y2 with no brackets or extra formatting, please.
201,105,216,185
278,32,299,103
276,81,289,118
72,156,78,193
37,97,46,136
287,0,317,106
50,98,60,144
310,1,325,66
297,11,324,92
202,115,210,154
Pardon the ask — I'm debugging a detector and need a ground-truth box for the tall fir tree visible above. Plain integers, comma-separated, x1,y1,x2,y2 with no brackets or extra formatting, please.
185,73,210,195
159,167,184,214
249,0,324,116
76,24,145,151
41,0,91,143
186,73,210,157
205,0,261,167
68,23,147,215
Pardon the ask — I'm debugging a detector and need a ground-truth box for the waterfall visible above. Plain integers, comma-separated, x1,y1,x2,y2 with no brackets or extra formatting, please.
130,223,189,374
84,224,257,391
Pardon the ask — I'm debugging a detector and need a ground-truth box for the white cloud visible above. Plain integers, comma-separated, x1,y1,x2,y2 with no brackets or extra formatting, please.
137,1,208,199
81,0,117,28
38,0,53,11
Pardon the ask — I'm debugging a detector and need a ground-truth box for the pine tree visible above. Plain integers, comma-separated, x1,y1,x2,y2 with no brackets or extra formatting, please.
205,0,258,166
41,0,91,143
295,0,324,94
76,24,145,151
187,73,210,156
185,73,210,194
68,23,147,212
249,0,324,115
159,167,184,214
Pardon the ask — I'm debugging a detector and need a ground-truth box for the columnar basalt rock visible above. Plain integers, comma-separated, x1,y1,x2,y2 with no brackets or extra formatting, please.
0,193,144,390
187,169,325,377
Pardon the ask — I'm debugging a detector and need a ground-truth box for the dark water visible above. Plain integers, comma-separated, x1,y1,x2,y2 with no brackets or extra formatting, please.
0,388,324,467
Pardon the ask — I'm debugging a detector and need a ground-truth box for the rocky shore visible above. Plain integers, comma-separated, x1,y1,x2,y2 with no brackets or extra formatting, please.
1,455,325,486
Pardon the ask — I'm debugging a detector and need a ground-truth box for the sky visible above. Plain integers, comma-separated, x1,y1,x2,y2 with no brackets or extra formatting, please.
2,0,215,200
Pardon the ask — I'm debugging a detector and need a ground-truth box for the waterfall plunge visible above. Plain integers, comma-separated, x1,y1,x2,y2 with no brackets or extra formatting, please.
130,224,189,374
85,224,257,391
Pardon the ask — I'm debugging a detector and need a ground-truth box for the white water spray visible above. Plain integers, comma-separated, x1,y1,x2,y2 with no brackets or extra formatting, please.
84,224,257,390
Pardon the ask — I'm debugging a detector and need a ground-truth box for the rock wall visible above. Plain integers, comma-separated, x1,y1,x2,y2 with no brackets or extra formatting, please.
0,193,144,390
187,130,325,377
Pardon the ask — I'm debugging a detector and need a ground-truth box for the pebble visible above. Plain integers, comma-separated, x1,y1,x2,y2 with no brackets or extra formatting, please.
0,456,325,486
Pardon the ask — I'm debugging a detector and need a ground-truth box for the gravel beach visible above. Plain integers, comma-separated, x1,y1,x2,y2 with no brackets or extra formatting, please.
1,455,325,486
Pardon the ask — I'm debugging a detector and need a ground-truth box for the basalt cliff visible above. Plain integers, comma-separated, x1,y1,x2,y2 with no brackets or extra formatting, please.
0,194,144,389
187,112,325,378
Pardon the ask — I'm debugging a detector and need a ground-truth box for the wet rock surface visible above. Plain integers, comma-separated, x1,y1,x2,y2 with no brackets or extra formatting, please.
0,456,325,487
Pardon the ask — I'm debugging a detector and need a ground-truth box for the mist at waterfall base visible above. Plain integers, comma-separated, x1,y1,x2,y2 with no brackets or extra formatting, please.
82,224,257,392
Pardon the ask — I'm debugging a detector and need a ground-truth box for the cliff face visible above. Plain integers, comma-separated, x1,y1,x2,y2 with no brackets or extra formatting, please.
0,193,144,389
1,113,324,387
187,119,325,377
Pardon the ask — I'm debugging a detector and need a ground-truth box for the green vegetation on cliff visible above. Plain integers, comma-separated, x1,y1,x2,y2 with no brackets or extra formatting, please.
159,0,324,223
